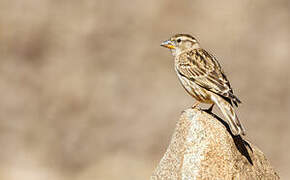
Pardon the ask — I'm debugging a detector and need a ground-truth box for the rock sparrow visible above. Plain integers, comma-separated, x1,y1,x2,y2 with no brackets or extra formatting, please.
161,34,245,136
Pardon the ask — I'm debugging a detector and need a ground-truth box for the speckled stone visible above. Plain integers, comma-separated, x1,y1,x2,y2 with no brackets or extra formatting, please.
151,108,279,180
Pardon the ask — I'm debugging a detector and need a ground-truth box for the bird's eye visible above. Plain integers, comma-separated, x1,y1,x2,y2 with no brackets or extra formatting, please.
177,39,181,43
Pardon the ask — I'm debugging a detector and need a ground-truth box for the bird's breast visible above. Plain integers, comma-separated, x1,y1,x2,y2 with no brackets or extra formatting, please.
175,68,212,104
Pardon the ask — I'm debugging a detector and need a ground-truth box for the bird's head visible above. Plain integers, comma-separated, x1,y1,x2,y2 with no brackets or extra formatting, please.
161,34,200,56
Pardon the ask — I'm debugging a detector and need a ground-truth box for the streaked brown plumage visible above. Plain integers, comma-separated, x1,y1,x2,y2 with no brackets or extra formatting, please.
161,34,245,135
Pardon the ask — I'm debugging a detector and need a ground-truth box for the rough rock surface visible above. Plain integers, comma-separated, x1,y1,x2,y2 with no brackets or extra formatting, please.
151,108,279,180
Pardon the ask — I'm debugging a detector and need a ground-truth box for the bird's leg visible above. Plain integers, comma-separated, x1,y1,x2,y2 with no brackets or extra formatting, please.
204,104,214,113
191,101,200,109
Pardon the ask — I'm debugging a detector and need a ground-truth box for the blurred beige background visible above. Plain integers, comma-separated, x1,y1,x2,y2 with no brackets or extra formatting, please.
0,0,289,179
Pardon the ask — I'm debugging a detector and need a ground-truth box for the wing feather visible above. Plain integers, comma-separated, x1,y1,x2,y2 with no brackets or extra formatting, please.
176,49,241,106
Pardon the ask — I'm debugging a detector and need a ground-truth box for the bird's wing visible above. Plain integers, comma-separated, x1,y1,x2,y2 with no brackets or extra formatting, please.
176,49,241,106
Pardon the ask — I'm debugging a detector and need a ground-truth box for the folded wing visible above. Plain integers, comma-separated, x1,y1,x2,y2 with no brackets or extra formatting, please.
176,49,241,107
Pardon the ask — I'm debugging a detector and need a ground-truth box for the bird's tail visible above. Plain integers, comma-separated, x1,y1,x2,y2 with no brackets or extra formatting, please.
211,95,246,136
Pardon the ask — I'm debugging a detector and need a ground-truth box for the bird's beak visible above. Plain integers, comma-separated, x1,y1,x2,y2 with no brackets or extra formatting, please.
160,40,175,49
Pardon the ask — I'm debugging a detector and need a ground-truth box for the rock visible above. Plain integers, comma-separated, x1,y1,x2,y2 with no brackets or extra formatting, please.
151,108,279,180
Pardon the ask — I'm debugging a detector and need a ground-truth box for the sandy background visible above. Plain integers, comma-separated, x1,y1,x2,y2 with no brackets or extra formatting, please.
0,0,289,179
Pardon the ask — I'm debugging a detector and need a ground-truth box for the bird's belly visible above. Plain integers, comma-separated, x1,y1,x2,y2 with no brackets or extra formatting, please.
176,73,212,103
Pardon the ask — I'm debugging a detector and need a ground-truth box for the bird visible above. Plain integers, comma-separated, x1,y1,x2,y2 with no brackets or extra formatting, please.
161,34,245,136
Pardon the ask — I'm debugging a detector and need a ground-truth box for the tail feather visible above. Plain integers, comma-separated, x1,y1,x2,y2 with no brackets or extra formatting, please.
211,95,246,136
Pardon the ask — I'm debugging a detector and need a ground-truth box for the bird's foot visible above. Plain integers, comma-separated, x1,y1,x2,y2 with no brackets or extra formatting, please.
191,102,200,109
